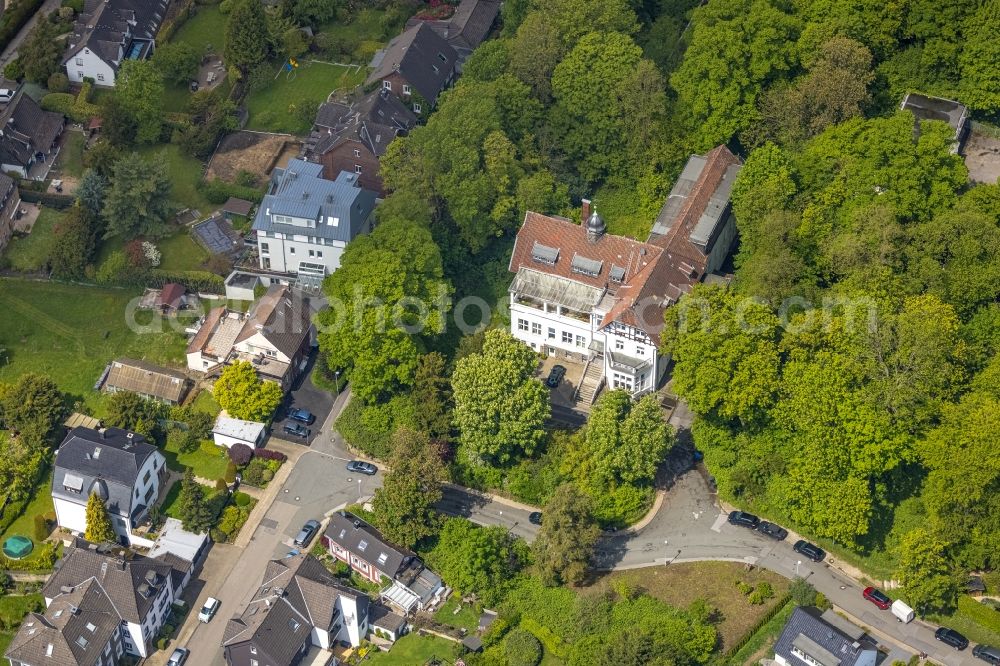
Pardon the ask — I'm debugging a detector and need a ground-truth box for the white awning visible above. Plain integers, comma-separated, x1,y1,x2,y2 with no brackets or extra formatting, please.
381,581,420,613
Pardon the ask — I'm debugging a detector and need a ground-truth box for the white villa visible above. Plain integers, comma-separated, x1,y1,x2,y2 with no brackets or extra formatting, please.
508,145,742,403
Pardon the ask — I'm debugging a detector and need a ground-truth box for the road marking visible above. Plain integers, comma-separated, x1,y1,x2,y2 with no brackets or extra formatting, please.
710,512,728,533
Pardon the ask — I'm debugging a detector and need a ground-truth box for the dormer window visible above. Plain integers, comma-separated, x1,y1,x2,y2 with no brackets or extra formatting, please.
571,254,603,278
382,80,391,91
402,84,411,95
358,540,368,552
531,242,559,265
610,265,625,283
437,52,448,62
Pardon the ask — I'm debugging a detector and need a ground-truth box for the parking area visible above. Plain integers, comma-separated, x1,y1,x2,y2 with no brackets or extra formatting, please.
536,355,586,408
272,354,335,446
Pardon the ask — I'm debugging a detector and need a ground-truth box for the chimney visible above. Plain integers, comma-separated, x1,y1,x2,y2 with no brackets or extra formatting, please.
581,199,591,226
353,520,361,529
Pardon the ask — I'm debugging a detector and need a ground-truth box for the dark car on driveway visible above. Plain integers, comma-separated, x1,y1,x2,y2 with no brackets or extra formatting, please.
287,407,316,424
862,586,892,610
793,540,825,562
528,512,543,525
756,521,787,540
346,460,378,476
935,627,969,650
545,365,567,388
283,423,309,438
727,511,760,528
294,519,321,547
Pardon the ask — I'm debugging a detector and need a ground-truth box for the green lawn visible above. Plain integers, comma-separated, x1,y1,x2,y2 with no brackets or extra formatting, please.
0,471,55,545
162,438,230,481
0,207,63,272
0,594,45,657
191,389,221,416
433,598,481,632
0,279,189,414
56,131,86,178
172,5,226,54
157,230,209,272
135,144,212,213
160,481,183,518
246,61,367,134
366,633,461,665
317,7,414,63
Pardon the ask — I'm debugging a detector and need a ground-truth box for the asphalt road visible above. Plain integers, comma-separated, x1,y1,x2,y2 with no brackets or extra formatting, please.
0,0,61,66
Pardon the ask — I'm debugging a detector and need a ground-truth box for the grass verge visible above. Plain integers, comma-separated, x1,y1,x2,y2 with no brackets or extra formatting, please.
365,633,461,665
0,207,62,272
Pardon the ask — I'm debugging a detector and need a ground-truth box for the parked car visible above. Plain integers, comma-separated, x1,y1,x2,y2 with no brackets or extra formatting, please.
973,644,1000,665
792,540,825,562
167,648,190,666
294,519,321,547
287,407,315,424
198,598,220,623
756,521,787,540
528,512,543,525
727,511,760,528
346,460,378,475
862,586,892,610
935,627,969,650
545,365,567,388
283,423,309,438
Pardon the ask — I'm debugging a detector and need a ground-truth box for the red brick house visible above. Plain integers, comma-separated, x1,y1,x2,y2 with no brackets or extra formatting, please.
365,22,458,115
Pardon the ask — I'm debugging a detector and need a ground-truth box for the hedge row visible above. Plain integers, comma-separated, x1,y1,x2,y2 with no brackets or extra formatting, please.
198,179,265,205
957,595,1000,636
0,541,58,572
147,269,225,294
722,594,793,661
19,190,75,209
156,0,196,42
40,83,99,123
254,448,287,462
0,496,29,535
0,0,47,53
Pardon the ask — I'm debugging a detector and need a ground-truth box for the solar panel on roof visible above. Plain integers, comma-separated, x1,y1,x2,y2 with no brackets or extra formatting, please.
571,254,603,277
532,242,559,265
610,265,625,282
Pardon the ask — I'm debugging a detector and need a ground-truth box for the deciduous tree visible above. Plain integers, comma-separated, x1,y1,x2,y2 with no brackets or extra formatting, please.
213,362,283,422
85,492,116,543
583,391,672,486
151,42,200,86
114,60,164,144
532,483,599,586
426,518,529,605
894,528,959,615
103,390,163,440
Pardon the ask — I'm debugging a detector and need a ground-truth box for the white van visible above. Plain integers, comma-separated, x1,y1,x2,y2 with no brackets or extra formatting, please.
891,599,914,623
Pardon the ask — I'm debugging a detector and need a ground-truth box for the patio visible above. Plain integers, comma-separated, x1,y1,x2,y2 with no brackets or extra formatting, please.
536,355,586,409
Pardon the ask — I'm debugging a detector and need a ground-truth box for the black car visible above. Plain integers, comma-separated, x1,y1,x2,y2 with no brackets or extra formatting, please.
528,512,543,525
283,423,309,438
294,519,321,547
545,365,567,388
973,644,1000,665
935,627,969,650
793,540,826,562
727,511,760,528
346,460,378,475
756,521,788,540
287,408,315,425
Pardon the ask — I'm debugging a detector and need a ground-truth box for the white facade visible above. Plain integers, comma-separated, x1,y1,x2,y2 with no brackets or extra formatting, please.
213,415,267,449
65,47,118,86
257,228,352,274
336,594,367,647
52,495,88,536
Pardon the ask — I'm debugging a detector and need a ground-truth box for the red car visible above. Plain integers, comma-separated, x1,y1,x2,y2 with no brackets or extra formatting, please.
863,586,891,610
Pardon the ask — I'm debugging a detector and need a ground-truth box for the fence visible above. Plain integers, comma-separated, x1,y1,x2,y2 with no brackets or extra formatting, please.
720,593,793,663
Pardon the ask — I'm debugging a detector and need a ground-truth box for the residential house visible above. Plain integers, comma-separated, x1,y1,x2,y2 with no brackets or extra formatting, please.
186,284,315,389
774,607,878,666
900,92,970,153
252,158,377,282
101,358,189,405
322,512,444,614
365,22,458,115
4,578,124,666
303,89,417,195
155,282,187,313
0,80,65,180
0,172,20,252
39,539,191,658
405,0,501,62
52,427,167,547
63,0,169,87
507,145,742,403
212,414,267,449
222,554,369,665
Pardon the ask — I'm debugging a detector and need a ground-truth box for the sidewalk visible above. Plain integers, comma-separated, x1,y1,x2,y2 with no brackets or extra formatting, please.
232,438,305,548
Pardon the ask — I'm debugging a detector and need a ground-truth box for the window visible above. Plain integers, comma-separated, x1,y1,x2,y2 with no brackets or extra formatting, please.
251,660,259,666
547,327,556,340
250,647,258,654
636,345,646,356
308,249,315,257
518,318,529,332
317,251,323,258
354,149,361,157
576,335,586,348
97,73,105,82
437,52,448,62
355,164,362,174
561,331,572,344
77,71,84,79
432,64,440,74
382,80,391,91
144,487,154,503
358,540,368,552
402,84,411,94
531,322,541,335
612,372,634,390
289,247,295,254
75,58,83,66
615,339,624,350
260,242,269,254
143,470,151,484
413,103,422,114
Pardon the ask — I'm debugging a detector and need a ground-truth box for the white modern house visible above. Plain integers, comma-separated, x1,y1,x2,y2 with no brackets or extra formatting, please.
52,427,166,547
508,145,742,403
252,159,377,289
62,0,168,87
212,414,267,449
39,540,191,659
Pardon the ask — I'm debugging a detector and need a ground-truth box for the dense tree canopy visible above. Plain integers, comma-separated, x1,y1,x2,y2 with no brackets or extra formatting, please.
214,363,283,422
371,429,448,548
102,153,173,240
114,60,165,144
532,483,599,586
426,517,530,605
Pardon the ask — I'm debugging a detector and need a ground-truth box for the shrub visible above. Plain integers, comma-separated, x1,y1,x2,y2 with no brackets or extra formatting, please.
814,592,831,610
214,478,228,492
33,513,49,541
197,178,265,205
224,460,237,483
241,458,272,487
47,72,69,92
0,497,29,535
748,582,774,605
217,505,241,535
503,628,542,666
255,448,287,462
261,468,274,482
228,443,254,466
210,527,228,543
4,59,23,80
233,492,252,507
789,577,818,607
736,581,753,596
156,638,168,650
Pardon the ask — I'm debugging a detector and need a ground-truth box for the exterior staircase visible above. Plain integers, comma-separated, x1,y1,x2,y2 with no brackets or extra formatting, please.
575,359,605,406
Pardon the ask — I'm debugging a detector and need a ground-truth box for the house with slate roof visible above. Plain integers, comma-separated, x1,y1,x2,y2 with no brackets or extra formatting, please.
774,607,877,666
63,0,169,87
323,512,444,615
52,427,167,547
222,554,369,665
38,539,191,659
303,89,417,195
252,158,377,282
405,0,501,62
5,578,124,666
365,22,457,114
507,145,742,403
0,79,65,180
